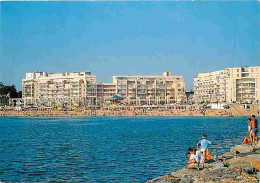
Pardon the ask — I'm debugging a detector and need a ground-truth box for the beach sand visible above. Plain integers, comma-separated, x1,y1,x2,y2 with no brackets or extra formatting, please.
0,104,259,118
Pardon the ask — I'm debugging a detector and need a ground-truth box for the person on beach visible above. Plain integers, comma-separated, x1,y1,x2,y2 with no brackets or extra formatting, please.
186,147,192,159
187,148,200,169
186,147,203,169
197,135,217,167
251,115,258,146
241,118,252,145
247,118,252,134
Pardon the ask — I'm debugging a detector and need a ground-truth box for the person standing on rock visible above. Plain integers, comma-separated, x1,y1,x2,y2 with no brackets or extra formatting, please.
251,115,258,146
241,118,253,145
197,135,217,167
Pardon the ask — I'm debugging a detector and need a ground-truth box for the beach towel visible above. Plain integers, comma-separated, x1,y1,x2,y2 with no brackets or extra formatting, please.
206,148,213,160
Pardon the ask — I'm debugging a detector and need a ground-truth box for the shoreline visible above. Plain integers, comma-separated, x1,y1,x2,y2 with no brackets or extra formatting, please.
1,104,259,118
0,115,257,118
147,137,260,183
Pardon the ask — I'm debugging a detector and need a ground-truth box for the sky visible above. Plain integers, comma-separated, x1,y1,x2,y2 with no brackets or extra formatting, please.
0,1,259,91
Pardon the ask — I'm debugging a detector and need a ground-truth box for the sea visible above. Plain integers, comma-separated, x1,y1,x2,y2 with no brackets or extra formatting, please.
0,116,250,182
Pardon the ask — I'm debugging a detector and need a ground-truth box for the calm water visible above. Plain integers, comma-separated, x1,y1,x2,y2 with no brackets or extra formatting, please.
0,116,251,182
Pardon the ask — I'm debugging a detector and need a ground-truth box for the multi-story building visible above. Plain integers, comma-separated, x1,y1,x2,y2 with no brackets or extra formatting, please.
194,66,260,103
22,71,186,107
194,70,228,103
226,66,260,103
112,72,186,105
97,83,116,105
22,71,97,107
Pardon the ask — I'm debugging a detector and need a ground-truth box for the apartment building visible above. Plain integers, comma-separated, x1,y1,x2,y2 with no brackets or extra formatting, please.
97,83,116,105
194,66,260,103
112,72,186,105
22,71,186,107
22,71,97,107
194,70,228,103
226,66,260,103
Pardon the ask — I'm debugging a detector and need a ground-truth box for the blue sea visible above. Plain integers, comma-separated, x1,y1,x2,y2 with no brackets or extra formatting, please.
0,116,250,182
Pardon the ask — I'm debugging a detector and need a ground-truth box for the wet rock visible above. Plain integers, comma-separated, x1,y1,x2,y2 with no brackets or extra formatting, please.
146,176,172,183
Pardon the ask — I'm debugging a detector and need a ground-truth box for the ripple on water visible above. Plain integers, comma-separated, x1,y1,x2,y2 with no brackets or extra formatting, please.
0,116,250,182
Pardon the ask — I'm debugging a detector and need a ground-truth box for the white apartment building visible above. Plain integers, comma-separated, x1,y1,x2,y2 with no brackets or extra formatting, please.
194,66,260,103
22,71,97,107
22,71,186,107
194,70,228,103
113,72,186,105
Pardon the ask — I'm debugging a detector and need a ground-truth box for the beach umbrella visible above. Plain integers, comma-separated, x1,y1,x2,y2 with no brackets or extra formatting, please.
112,95,121,99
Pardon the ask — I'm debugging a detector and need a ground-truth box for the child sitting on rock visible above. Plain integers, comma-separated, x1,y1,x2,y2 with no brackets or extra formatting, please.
187,148,201,169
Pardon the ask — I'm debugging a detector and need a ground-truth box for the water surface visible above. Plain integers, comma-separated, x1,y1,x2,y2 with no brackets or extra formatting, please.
0,117,249,182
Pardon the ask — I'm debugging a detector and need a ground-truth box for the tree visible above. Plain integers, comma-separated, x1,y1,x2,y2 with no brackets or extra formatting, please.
0,82,22,98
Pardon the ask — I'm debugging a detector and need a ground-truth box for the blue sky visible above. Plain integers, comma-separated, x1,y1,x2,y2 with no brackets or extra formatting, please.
1,1,259,91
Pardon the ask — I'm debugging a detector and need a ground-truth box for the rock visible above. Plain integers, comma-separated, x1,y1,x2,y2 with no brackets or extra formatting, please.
171,168,202,179
224,154,259,172
180,177,194,183
252,159,260,171
205,181,219,183
164,175,181,183
147,136,260,183
221,152,234,159
212,161,225,170
221,179,238,183
230,145,253,154
146,176,174,183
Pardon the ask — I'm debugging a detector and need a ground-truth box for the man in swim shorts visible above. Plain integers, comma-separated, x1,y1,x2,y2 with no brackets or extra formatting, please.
251,115,258,146
197,134,217,166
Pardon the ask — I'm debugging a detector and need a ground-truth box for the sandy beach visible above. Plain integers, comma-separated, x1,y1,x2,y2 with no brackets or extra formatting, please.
1,104,259,118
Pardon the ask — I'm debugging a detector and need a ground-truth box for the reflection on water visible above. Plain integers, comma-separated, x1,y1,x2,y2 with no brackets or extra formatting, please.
0,117,248,182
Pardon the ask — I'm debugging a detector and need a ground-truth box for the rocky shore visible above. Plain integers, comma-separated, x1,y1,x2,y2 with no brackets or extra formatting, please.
147,138,260,183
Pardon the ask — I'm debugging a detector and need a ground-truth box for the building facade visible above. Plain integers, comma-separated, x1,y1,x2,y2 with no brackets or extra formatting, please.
97,83,116,105
112,72,186,105
194,66,260,103
226,66,260,103
22,71,97,107
22,71,186,107
194,70,228,103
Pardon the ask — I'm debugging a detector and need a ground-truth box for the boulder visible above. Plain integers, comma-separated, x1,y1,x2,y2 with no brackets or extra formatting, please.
146,176,172,183
147,175,181,183
225,154,259,171
230,145,253,154
212,161,225,170
180,176,194,183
